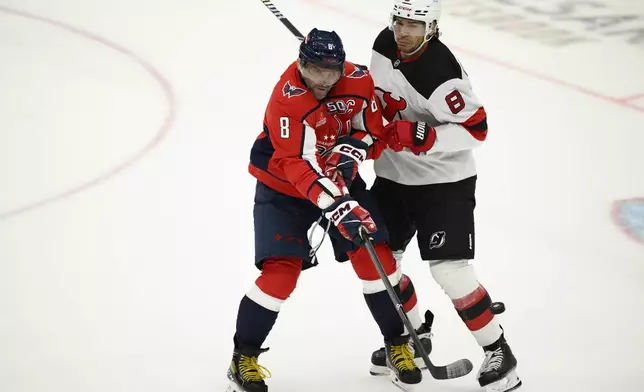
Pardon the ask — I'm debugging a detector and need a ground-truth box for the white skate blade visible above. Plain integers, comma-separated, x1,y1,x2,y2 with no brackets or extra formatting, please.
225,380,239,392
370,364,390,376
389,372,416,392
225,371,243,392
389,370,420,392
484,370,522,392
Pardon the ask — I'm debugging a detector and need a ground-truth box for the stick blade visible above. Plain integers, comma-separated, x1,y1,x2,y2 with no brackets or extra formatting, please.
431,358,474,380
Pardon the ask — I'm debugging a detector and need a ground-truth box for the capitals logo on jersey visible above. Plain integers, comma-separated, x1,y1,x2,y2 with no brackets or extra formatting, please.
347,67,368,79
282,81,307,98
376,87,407,121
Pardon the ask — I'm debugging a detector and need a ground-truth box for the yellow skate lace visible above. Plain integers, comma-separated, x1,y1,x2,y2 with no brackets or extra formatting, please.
390,344,417,371
239,355,272,382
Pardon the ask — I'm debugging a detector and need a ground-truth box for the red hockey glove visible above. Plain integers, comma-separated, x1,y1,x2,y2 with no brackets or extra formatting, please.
383,120,436,155
323,136,368,190
323,195,376,245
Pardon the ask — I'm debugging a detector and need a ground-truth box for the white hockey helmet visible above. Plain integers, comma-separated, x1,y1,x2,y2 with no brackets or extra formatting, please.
390,0,442,39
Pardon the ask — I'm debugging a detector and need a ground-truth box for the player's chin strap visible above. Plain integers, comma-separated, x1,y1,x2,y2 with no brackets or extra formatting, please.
397,26,440,58
400,35,433,58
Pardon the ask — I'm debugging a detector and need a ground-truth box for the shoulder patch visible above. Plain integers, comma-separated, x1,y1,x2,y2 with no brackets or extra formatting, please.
347,67,368,79
282,81,307,98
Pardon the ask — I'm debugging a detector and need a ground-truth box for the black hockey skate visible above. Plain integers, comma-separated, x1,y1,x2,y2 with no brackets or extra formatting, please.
226,347,271,392
384,335,422,391
477,334,522,392
370,310,434,376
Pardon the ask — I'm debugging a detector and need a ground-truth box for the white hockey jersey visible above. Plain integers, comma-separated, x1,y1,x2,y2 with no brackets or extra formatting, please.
370,28,488,186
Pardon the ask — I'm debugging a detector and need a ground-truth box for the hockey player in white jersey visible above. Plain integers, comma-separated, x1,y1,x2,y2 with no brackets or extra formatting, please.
367,1,522,391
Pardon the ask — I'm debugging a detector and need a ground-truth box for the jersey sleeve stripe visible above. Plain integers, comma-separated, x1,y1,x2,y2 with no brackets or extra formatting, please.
361,101,372,134
462,107,488,141
358,132,374,145
350,101,368,133
305,175,326,198
316,177,342,198
305,177,342,209
302,123,323,174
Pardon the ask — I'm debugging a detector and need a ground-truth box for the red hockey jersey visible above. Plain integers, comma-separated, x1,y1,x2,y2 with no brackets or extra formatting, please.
249,61,385,209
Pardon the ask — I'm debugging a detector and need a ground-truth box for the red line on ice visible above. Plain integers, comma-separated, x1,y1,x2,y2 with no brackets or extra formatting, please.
618,93,644,103
301,0,644,247
611,198,644,247
302,0,644,114
0,6,176,221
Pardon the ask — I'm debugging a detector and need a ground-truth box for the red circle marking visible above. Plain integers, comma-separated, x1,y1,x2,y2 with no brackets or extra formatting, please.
611,198,644,247
0,6,176,221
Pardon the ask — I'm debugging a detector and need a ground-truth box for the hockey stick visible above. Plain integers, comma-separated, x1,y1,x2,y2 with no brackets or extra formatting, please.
359,226,474,380
259,1,471,377
259,0,305,41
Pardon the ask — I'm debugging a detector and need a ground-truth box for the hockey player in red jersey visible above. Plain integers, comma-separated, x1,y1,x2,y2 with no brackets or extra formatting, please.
226,28,424,392
365,1,523,392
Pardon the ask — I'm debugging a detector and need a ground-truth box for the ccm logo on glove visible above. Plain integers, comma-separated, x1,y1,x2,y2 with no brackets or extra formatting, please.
338,144,366,163
328,200,358,224
323,195,377,244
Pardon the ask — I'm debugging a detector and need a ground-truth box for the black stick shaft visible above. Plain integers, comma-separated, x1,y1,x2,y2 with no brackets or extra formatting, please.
360,227,474,379
359,227,440,376
260,0,305,41
257,0,475,379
